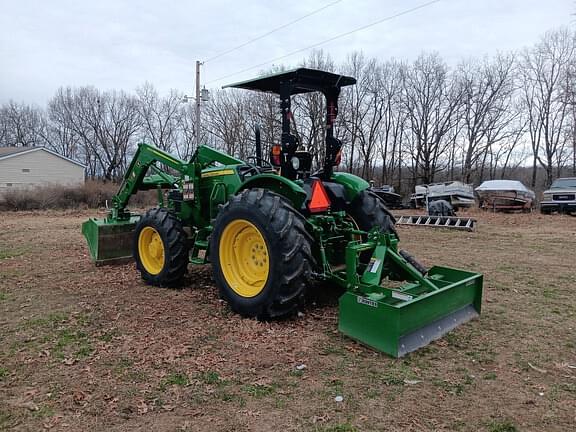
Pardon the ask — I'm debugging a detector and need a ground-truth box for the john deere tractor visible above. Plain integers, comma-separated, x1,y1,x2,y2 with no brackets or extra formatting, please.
83,68,482,357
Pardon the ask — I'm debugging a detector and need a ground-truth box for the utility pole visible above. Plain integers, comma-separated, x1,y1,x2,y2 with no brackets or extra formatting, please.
182,61,209,151
195,60,202,148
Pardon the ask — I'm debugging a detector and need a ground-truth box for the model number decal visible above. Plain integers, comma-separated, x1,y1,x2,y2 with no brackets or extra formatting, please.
357,296,378,308
201,169,235,178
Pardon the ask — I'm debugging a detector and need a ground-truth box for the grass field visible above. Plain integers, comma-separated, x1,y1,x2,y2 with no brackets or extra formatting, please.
1,209,575,431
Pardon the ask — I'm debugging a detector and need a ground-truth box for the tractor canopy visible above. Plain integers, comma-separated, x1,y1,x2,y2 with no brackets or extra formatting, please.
224,68,356,180
223,68,356,95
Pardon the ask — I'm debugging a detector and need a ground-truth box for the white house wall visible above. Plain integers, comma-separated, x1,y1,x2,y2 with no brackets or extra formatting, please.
0,149,85,190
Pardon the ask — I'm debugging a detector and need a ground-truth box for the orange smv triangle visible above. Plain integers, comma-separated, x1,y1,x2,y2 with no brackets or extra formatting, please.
308,180,331,213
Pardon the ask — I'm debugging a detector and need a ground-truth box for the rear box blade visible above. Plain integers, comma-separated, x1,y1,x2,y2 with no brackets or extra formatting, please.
82,216,140,266
338,266,483,357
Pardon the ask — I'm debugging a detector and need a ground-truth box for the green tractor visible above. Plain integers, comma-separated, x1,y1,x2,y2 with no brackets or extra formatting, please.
82,68,482,357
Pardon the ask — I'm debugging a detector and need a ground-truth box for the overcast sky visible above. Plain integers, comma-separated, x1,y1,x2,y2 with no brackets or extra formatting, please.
0,0,573,105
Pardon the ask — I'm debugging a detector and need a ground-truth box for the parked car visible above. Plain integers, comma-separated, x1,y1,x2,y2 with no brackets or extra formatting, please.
540,177,576,215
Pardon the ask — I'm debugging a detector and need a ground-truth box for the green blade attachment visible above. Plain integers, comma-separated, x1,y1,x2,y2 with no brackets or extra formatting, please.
338,266,483,357
82,216,140,266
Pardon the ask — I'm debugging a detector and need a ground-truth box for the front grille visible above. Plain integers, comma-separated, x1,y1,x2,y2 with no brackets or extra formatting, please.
553,194,575,201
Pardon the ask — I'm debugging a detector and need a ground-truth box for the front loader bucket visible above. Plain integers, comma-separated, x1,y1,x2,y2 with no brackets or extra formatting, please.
338,266,483,357
82,216,140,266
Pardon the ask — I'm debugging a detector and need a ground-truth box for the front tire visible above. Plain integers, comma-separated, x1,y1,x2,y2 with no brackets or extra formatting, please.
210,189,314,320
133,208,189,287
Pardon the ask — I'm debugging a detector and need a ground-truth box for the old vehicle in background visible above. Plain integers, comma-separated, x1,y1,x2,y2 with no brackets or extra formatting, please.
540,177,576,215
370,184,405,209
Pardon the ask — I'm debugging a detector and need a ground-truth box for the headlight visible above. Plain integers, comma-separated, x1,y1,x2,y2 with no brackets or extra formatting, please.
542,193,553,201
291,156,300,170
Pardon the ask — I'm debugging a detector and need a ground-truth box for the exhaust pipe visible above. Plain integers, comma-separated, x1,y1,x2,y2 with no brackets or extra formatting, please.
255,124,262,167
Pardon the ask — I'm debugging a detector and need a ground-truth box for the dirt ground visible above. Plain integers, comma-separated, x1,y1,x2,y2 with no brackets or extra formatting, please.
0,209,575,432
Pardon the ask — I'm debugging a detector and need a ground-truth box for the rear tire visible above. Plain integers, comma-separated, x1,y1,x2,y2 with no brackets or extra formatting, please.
133,208,189,287
345,190,396,263
347,189,396,236
210,189,314,320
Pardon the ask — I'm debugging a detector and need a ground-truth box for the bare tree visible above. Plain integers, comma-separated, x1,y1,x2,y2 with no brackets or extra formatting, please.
340,51,369,174
173,103,197,160
293,50,336,169
402,53,462,184
0,101,47,147
353,59,387,180
248,91,281,159
48,86,141,180
136,83,183,152
0,108,8,145
567,99,576,176
5,27,576,190
375,59,407,186
521,28,576,186
456,54,518,183
205,89,253,159
46,88,81,160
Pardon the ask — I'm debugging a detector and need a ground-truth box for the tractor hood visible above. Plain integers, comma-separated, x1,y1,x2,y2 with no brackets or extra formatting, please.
543,188,576,195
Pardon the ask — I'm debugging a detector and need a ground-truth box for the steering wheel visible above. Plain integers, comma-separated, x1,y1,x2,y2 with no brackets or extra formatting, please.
236,159,271,179
245,156,274,170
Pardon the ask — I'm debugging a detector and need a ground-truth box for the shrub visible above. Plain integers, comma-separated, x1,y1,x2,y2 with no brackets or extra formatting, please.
0,181,156,211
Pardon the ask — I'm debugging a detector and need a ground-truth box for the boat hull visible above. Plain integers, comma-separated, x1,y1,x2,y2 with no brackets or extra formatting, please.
477,190,534,211
410,181,476,210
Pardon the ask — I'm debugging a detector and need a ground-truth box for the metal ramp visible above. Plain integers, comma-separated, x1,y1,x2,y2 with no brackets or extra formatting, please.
395,215,477,232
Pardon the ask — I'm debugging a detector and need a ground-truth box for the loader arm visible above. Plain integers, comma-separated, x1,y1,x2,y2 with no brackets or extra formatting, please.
110,144,244,221
111,143,189,220
83,143,247,265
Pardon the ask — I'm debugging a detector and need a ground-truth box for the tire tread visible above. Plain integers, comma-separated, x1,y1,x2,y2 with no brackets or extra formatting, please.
133,207,189,287
211,189,313,319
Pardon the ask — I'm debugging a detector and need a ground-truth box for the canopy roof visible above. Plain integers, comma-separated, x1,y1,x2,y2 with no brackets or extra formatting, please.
223,68,356,95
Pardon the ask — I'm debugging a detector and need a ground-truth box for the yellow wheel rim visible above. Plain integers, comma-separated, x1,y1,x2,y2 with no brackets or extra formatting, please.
138,226,165,275
219,219,269,298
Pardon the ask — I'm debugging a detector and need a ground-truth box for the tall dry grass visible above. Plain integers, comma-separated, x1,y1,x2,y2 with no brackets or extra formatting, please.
0,181,156,211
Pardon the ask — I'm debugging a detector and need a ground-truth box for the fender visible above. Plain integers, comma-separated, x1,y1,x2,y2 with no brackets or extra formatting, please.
236,173,308,209
330,172,370,201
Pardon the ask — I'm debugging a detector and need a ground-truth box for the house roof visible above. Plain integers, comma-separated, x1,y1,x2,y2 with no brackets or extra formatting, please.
0,146,86,168
0,146,31,157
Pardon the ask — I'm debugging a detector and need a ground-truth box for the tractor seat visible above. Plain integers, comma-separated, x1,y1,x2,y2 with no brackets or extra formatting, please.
292,151,312,175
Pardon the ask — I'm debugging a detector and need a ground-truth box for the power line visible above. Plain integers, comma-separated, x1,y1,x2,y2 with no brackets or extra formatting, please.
205,0,441,86
203,0,344,64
